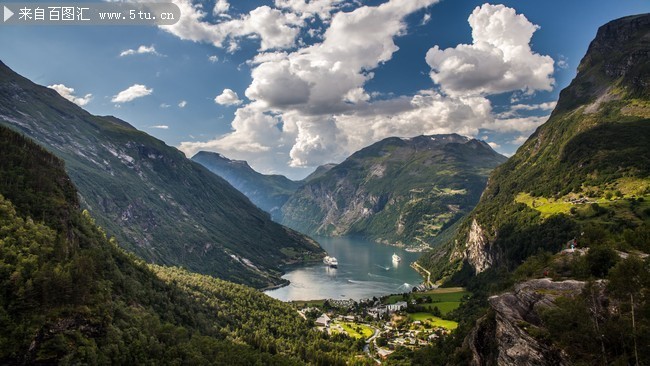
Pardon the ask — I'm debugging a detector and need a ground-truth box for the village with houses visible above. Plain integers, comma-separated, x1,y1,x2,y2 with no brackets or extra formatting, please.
294,287,469,362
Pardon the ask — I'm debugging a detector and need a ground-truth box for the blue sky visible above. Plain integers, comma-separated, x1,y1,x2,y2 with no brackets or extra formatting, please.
1,0,648,179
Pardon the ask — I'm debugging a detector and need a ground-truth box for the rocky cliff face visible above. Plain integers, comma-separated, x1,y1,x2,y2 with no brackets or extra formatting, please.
280,134,506,247
463,219,496,274
557,14,650,113
467,279,593,366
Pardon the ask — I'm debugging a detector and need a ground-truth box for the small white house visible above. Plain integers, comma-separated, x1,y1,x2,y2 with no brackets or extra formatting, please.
315,314,331,327
377,348,394,359
386,301,407,312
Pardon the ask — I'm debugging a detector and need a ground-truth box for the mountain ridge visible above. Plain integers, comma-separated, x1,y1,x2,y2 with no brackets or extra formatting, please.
280,133,507,248
0,60,325,289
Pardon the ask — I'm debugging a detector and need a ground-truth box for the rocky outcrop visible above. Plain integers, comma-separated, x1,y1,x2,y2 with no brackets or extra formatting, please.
467,279,594,366
590,15,650,89
464,219,495,273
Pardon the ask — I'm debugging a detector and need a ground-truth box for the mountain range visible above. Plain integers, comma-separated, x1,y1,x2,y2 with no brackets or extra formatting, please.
194,135,506,250
0,61,324,289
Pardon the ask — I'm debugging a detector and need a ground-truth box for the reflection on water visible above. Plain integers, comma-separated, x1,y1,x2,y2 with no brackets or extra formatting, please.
265,236,423,301
392,259,399,269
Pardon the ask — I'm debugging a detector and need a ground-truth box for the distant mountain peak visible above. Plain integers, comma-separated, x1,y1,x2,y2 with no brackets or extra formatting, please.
192,151,301,219
280,133,506,247
193,151,252,169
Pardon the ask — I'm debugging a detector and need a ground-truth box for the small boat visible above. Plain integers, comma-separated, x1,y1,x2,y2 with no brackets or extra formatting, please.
323,256,338,268
392,253,401,262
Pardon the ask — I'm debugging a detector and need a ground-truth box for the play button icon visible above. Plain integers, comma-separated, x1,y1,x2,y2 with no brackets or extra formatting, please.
3,6,13,22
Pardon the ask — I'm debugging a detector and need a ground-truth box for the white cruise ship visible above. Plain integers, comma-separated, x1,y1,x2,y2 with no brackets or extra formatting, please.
323,256,338,268
392,253,401,262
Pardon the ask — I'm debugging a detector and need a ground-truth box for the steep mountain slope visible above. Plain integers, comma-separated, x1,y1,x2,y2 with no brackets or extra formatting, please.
192,151,301,219
0,125,365,365
303,163,337,182
280,135,507,248
0,61,324,289
418,14,650,286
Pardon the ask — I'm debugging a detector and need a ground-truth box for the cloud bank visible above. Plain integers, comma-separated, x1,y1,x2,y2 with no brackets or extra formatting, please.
172,2,556,177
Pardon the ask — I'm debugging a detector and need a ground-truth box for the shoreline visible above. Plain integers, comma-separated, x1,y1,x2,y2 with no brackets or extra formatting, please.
261,281,289,292
263,254,327,292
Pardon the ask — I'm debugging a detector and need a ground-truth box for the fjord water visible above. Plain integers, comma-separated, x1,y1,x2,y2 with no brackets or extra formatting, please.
265,236,424,301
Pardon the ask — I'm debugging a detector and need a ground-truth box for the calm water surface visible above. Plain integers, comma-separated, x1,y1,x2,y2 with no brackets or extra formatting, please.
265,236,424,301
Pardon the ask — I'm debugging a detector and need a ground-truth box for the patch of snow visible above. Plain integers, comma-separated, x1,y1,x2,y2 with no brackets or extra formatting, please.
119,153,134,164
0,114,29,128
103,145,119,157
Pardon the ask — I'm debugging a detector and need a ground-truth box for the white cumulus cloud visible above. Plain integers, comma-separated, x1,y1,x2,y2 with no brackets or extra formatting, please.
497,100,556,118
487,141,501,149
557,55,569,69
511,135,529,145
160,0,303,51
426,3,554,96
119,45,162,57
213,0,229,15
421,13,431,25
274,0,344,20
48,84,93,106
511,101,557,111
214,89,243,106
244,0,441,116
490,115,549,133
178,100,188,108
111,84,153,103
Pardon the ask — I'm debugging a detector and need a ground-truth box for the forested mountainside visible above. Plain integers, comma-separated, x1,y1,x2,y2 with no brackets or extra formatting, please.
0,125,369,365
0,61,325,289
280,134,506,248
